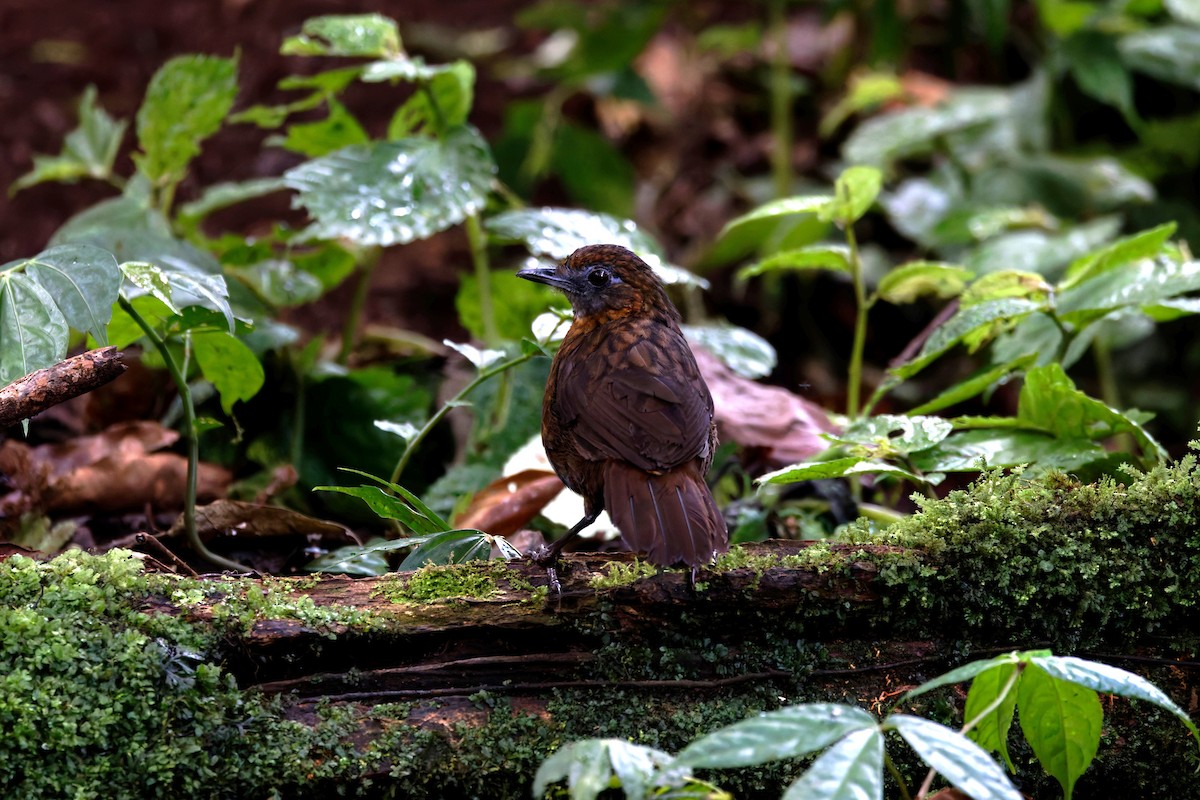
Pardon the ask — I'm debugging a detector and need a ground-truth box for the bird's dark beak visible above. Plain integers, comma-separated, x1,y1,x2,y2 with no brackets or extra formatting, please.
516,266,572,291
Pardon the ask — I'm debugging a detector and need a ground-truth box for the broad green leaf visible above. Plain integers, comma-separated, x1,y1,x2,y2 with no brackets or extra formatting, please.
823,165,883,226
292,243,357,291
681,323,777,379
908,356,1034,415
305,537,392,576
229,260,324,308
385,61,475,138
892,715,1022,800
737,246,850,279
1166,0,1200,25
965,663,1019,771
338,467,450,531
135,54,238,186
836,414,954,454
176,177,289,226
105,294,173,349
11,86,127,193
1143,297,1200,322
316,485,444,534
989,312,1064,368
165,266,235,331
962,270,1052,306
285,125,496,247
1029,655,1200,744
902,652,1032,702
820,72,905,137
781,728,884,800
21,244,120,345
910,428,1107,473
932,205,1060,245
758,458,928,485
281,14,402,58
120,261,178,313
0,272,69,384
456,270,556,342
963,217,1122,277
1018,363,1167,461
273,98,369,157
675,704,876,769
875,262,971,304
1064,31,1134,116
1017,664,1102,800
1060,222,1177,289
534,739,673,800
192,331,265,415
892,297,1043,380
843,88,1011,167
486,207,707,289
1036,0,1097,36
398,529,492,569
1118,24,1200,91
1057,257,1200,327
719,195,832,243
551,122,636,217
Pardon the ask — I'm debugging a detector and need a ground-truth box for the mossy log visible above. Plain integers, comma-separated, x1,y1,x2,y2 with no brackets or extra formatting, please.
5,462,1200,798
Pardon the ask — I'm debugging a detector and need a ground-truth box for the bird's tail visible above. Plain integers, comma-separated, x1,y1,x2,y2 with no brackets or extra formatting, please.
603,461,728,568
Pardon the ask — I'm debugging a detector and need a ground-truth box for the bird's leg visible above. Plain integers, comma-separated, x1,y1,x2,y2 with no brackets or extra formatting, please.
528,509,600,592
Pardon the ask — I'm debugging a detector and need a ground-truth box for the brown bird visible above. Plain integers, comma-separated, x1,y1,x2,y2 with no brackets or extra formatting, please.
517,244,728,574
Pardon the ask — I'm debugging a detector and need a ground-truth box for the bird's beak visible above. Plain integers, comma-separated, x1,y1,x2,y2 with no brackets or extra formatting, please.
516,266,572,291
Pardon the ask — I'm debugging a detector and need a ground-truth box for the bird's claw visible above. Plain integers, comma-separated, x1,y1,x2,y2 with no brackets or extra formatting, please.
527,544,563,595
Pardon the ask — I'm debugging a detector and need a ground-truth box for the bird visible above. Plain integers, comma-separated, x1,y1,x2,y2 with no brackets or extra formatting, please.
517,244,728,578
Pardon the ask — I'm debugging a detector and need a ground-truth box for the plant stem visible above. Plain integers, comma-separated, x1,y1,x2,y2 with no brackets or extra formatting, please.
884,751,914,800
119,296,247,572
845,223,870,419
465,212,499,346
338,245,382,365
767,0,793,199
389,349,537,485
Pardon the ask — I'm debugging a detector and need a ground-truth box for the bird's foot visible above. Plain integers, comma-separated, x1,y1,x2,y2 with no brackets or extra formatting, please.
527,544,564,594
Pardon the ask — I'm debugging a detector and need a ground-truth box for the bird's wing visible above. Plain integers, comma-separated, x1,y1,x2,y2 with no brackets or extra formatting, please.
555,326,712,472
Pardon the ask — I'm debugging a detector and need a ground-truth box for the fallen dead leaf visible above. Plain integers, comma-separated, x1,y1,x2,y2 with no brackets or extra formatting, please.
453,469,566,537
169,499,353,544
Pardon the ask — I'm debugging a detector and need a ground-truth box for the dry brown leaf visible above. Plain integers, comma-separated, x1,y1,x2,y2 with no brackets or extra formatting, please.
169,499,352,543
45,452,230,514
694,347,838,469
453,469,566,537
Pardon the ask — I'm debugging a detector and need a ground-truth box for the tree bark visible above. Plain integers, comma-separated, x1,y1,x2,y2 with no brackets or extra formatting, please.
0,347,125,428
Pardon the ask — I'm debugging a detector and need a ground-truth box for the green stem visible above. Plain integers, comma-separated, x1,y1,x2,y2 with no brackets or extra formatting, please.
338,246,382,365
389,349,537,485
884,751,914,800
767,0,793,199
119,296,247,572
845,223,869,419
465,213,499,346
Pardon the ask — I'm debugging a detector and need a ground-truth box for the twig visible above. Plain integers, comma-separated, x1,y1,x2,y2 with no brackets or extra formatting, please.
0,347,126,428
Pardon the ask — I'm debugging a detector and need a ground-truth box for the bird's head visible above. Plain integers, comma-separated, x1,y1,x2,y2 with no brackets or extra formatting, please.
516,244,678,322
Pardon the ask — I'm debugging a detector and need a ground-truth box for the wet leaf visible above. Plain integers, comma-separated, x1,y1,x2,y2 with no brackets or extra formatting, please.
781,727,884,800
192,331,265,414
737,245,850,279
675,704,876,769
682,323,777,379
273,98,369,157
11,86,127,193
1119,24,1200,91
19,244,121,346
875,261,971,304
281,14,402,58
0,272,69,384
892,715,1021,800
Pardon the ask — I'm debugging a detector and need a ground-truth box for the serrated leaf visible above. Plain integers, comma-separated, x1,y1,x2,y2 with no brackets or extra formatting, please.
737,245,850,279
875,261,972,304
1118,24,1200,91
681,323,777,379
836,414,954,454
285,126,496,247
1029,655,1200,744
892,715,1021,800
910,428,1107,473
965,662,1019,772
135,54,238,186
891,298,1043,380
281,14,402,58
386,61,475,138
0,272,70,384
675,704,876,769
1057,257,1200,328
487,208,707,289
908,356,1034,415
273,98,369,157
781,728,884,800
21,244,120,345
11,86,127,194
1061,222,1177,289
1017,664,1102,800
192,331,265,415
823,165,883,226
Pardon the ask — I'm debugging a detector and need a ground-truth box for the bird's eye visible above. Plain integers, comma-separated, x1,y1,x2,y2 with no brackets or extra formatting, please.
587,267,611,288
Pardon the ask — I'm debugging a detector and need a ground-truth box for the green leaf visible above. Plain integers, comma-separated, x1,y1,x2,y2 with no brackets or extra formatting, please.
316,485,444,534
273,99,369,157
823,166,883,226
291,244,357,291
1060,222,1177,289
11,86,127,194
21,244,121,345
0,272,70,384
962,270,1053,306
911,427,1107,473
963,217,1122,277
456,270,555,342
891,715,1021,800
892,298,1044,380
535,739,672,800
843,88,1011,167
681,323,777,379
105,294,172,349
192,331,265,415
120,261,179,313
551,122,635,217
1057,256,1200,327
1017,663,1102,800
836,414,954,454
305,537,392,576
134,54,238,186
781,728,884,800
1036,0,1097,36
339,468,450,531
820,72,906,137
285,126,496,247
875,262,972,304
758,457,928,485
908,356,1034,415
1118,24,1200,91
176,177,290,226
386,61,475,138
674,704,876,769
163,266,235,331
1029,655,1200,745
719,195,833,244
902,652,1031,702
281,14,402,58
1064,31,1134,116
228,260,324,308
965,662,1019,772
486,207,708,289
737,245,850,279
398,529,493,569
